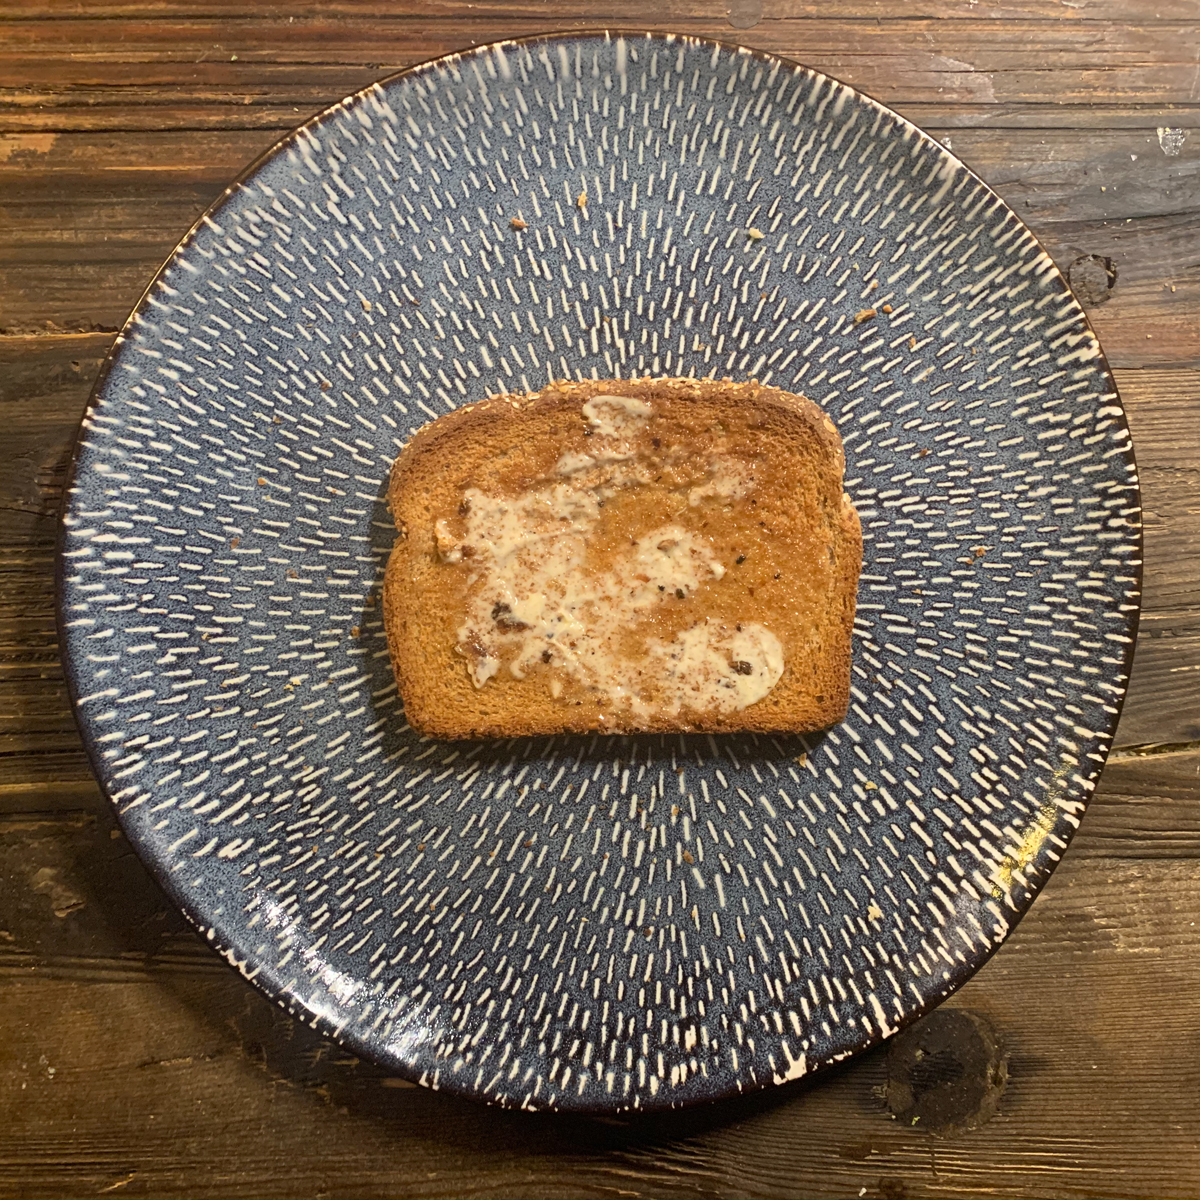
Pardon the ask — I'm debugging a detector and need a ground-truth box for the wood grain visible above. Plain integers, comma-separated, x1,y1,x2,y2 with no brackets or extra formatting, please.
3,833,1199,1199
5,0,1200,19
2,2,1199,1196
3,333,1195,743
3,123,1196,364
1,16,1198,136
0,24,1195,132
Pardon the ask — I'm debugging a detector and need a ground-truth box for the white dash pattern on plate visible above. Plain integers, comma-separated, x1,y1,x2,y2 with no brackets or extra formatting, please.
59,32,1141,1112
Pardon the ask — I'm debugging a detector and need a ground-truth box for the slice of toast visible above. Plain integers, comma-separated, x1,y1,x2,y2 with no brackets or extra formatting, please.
383,377,861,739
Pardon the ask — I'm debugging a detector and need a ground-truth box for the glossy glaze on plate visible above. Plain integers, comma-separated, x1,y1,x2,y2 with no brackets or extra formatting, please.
58,32,1141,1112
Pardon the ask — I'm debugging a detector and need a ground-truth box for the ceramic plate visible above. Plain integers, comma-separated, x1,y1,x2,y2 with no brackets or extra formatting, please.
59,31,1141,1112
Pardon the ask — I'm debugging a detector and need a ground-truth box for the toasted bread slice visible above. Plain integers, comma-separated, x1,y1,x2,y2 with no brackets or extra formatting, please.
383,377,861,739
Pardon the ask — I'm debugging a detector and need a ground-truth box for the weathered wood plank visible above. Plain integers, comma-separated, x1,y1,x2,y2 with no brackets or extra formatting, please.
2,851,1198,1199
15,125,1188,204
1,349,1192,602
0,774,103,814
1085,747,1200,857
1,10,1196,68
6,751,1200,854
4,125,1194,223
17,602,1197,763
2,127,1197,361
0,802,211,978
1117,351,1200,743
5,0,1200,20
1117,631,1200,747
3,758,1192,983
5,725,1200,854
0,338,1195,751
0,16,1198,113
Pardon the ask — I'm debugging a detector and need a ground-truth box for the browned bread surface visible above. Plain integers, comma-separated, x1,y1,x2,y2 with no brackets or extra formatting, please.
383,377,861,739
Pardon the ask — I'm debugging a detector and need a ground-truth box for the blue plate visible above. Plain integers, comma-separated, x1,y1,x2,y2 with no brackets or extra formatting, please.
58,31,1141,1112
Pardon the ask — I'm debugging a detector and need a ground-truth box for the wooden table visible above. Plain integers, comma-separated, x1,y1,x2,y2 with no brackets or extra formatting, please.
2,2,1198,1196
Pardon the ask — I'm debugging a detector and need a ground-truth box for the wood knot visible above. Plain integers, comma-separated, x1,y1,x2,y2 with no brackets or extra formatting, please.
1067,254,1118,306
885,1008,1007,1136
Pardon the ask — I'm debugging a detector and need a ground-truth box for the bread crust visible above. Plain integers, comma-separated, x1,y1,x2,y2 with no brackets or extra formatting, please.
384,377,861,739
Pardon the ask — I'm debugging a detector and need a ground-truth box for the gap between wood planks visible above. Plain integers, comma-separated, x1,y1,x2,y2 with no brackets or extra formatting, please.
1110,738,1200,759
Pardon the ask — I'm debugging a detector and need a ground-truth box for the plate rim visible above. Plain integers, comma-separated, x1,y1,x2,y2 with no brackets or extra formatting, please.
55,26,1143,1113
